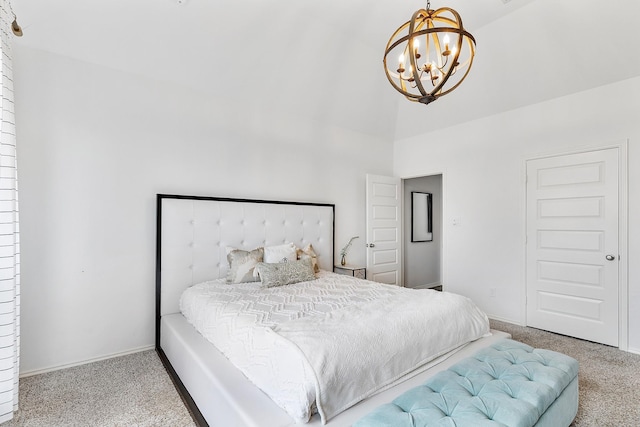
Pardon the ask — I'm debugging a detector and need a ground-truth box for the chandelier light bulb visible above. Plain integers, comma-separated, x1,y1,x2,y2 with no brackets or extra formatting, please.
398,54,406,73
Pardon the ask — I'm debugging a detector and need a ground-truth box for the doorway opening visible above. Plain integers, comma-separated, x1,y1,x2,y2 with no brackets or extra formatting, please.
403,174,442,290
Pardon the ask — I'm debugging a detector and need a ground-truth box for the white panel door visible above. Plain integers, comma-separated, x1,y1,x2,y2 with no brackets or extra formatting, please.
526,148,619,346
366,174,402,285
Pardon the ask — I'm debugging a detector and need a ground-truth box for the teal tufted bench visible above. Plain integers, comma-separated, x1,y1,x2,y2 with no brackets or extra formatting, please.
354,339,579,427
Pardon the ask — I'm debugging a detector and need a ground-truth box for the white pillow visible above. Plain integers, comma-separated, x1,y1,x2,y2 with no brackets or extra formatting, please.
264,242,297,263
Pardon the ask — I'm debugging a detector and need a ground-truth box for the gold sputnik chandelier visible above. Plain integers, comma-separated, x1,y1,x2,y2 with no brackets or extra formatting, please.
383,1,475,105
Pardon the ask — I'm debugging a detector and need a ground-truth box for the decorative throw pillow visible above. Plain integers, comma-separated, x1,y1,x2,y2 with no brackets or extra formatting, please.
226,247,264,284
255,258,316,288
297,243,319,273
264,242,297,263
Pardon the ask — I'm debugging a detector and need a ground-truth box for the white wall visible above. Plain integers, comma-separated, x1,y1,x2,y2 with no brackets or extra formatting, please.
394,76,640,353
14,46,394,374
403,175,442,288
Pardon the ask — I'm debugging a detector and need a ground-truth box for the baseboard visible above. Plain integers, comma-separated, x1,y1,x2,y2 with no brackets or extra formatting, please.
19,345,155,378
410,281,441,290
487,315,526,327
627,346,640,355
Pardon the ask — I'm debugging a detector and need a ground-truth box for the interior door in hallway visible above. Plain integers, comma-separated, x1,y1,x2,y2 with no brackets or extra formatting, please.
366,174,402,285
526,148,619,346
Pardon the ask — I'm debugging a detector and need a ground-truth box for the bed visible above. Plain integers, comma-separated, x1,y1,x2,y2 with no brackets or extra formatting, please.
155,194,509,426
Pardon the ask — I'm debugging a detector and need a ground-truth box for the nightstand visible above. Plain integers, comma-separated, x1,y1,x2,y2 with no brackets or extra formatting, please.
334,265,366,279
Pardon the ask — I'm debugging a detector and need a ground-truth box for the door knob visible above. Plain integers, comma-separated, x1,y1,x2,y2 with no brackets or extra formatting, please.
367,243,375,248
605,254,616,261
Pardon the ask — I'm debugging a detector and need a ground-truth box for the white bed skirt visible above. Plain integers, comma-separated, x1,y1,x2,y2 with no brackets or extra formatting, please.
160,313,511,427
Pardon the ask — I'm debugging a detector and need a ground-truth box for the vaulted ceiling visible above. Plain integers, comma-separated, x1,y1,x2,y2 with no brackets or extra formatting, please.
12,0,640,141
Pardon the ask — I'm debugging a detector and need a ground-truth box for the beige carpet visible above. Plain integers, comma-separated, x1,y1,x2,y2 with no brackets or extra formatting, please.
2,322,639,426
2,351,196,427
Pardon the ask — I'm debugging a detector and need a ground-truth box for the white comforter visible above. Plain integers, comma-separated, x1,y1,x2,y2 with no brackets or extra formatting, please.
180,271,490,424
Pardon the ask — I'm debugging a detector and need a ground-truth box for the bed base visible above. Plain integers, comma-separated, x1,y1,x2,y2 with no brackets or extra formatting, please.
160,313,510,427
157,346,207,427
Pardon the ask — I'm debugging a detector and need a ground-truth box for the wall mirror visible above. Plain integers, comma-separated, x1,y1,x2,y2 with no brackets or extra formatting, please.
411,191,433,242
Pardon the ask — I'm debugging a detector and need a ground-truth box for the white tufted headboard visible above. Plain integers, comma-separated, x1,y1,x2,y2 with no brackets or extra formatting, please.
155,194,335,343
